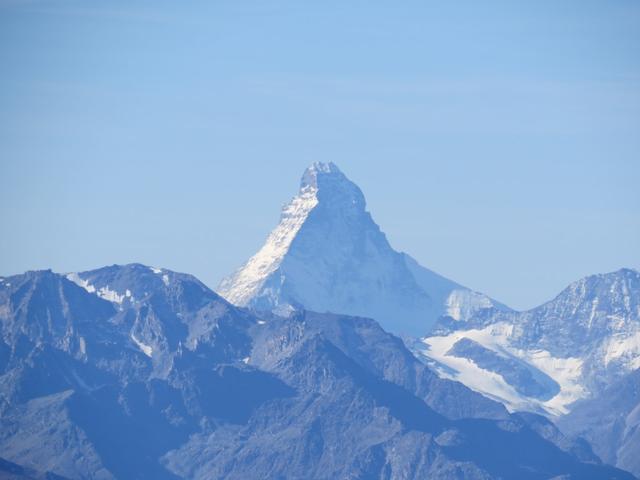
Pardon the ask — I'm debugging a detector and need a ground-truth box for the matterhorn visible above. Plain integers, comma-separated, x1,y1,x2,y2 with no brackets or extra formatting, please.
219,162,506,336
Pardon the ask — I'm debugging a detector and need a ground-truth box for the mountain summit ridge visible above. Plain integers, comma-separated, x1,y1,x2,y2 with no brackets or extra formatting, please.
218,162,507,336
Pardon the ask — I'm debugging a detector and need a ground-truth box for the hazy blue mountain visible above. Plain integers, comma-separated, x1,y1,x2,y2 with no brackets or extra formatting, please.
0,265,630,479
558,368,640,478
218,162,508,337
0,456,70,480
416,268,640,417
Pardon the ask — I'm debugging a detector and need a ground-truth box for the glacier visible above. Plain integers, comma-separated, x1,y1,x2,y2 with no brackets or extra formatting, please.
417,268,640,417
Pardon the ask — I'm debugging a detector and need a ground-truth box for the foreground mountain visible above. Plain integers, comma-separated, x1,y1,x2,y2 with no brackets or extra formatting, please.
558,368,640,478
416,268,640,417
0,265,630,479
0,456,70,480
218,162,507,336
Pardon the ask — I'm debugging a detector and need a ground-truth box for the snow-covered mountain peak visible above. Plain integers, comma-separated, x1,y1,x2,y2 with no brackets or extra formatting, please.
417,268,640,416
555,268,639,313
218,163,506,336
218,162,370,309
527,268,640,342
299,161,366,213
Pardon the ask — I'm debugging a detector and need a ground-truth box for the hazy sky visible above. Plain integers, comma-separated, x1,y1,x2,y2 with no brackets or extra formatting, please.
1,1,639,310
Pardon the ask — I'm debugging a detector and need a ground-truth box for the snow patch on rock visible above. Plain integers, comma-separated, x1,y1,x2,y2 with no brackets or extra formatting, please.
67,273,126,304
66,273,96,293
131,333,153,358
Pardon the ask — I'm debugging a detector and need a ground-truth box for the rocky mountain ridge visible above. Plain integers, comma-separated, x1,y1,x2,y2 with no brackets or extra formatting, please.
0,264,629,479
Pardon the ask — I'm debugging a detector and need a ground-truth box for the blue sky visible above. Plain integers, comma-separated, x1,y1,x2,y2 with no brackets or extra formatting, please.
1,0,638,310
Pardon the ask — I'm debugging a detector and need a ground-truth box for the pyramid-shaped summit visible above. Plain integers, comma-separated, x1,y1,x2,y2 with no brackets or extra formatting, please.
218,162,507,336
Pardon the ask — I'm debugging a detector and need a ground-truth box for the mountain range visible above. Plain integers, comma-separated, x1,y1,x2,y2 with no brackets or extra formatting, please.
415,268,640,415
218,162,640,477
0,265,633,479
1,162,638,478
